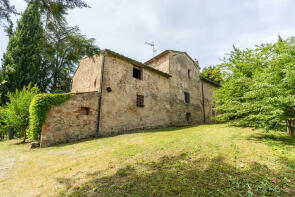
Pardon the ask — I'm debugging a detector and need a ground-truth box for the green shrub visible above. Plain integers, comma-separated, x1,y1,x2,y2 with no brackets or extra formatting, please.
0,107,9,140
28,93,72,140
0,85,39,141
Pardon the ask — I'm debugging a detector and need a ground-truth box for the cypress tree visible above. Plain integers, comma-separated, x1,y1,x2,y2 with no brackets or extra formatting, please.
1,1,47,104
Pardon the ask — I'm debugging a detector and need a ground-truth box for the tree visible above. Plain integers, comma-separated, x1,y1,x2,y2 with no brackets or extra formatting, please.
45,21,99,92
200,65,224,83
215,38,295,136
0,0,17,31
247,38,295,136
1,1,48,104
1,85,39,142
0,0,88,29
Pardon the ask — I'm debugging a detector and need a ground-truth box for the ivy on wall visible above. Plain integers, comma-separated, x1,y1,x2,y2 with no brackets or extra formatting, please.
28,93,72,140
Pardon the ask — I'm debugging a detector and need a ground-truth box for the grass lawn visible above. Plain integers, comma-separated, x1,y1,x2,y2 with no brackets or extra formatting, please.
0,124,295,196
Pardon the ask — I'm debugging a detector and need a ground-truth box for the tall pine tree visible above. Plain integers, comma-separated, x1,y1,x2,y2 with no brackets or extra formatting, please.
1,1,48,104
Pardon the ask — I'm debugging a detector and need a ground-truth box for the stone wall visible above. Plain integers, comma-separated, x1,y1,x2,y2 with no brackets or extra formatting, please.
168,52,203,124
40,50,219,147
145,52,170,74
202,81,218,123
99,54,171,135
40,92,99,147
72,55,103,93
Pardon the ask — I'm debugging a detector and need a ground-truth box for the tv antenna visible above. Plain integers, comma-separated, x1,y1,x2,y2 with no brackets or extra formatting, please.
145,41,157,57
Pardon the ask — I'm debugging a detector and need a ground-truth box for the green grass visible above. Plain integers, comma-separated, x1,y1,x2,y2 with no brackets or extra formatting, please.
0,124,295,196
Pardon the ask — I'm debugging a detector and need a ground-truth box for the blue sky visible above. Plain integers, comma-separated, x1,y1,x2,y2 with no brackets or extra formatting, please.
1,0,295,68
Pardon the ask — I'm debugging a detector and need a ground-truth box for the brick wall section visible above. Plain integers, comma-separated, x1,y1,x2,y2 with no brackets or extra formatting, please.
40,92,99,147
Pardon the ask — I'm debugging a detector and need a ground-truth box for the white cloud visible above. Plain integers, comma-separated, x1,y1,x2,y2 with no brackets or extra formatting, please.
1,0,295,68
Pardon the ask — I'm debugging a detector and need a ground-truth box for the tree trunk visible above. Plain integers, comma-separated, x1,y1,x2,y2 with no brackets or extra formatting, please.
8,129,14,139
23,130,27,143
286,120,295,136
51,70,58,92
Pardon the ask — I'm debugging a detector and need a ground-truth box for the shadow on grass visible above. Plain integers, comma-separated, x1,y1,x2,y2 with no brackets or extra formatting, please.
57,152,295,197
248,132,295,146
247,132,295,170
52,124,212,149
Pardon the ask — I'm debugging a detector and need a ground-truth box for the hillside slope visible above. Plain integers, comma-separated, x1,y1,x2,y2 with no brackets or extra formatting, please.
0,124,295,196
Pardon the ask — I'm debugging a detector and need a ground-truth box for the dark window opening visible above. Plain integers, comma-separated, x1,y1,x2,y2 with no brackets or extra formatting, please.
186,112,191,121
188,69,192,80
106,87,112,92
212,106,216,117
133,66,142,80
80,107,90,115
136,95,144,107
184,92,190,104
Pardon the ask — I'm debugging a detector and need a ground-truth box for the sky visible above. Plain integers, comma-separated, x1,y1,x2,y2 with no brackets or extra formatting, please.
1,0,295,68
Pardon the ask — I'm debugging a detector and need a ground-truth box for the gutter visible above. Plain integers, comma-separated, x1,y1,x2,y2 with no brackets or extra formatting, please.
95,52,106,137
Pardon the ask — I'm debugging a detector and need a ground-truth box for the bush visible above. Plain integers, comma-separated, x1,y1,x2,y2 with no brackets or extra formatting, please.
0,85,39,141
0,107,9,140
28,93,72,140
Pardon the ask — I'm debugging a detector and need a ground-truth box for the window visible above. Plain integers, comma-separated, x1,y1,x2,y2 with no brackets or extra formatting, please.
186,112,191,121
184,92,190,103
80,107,90,115
133,66,142,80
188,69,192,80
136,95,144,107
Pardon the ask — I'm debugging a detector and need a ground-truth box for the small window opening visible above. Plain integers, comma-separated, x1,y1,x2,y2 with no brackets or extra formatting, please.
184,92,190,104
186,112,191,121
80,107,90,115
136,95,144,107
133,66,142,80
106,87,112,92
188,69,192,80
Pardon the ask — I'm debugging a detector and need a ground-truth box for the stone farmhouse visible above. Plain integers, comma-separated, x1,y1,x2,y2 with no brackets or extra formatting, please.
40,49,220,147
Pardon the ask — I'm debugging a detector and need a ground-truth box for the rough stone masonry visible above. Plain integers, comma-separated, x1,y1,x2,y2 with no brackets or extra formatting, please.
40,49,220,147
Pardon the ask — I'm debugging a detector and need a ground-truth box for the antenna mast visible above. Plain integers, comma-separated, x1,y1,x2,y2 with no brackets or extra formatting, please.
145,41,157,58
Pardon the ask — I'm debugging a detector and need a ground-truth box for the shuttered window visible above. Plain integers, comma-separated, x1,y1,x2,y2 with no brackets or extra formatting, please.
136,95,144,107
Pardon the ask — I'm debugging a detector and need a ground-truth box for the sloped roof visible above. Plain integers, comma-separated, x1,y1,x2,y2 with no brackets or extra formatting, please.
200,77,221,87
145,50,200,69
102,49,172,78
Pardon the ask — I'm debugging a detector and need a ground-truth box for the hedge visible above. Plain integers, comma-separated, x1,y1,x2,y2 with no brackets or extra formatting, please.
28,93,72,140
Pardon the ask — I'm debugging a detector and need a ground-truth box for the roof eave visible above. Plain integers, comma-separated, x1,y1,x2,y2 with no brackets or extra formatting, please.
200,77,222,87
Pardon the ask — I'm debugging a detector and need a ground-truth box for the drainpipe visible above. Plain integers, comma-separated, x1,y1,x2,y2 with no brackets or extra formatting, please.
96,52,106,137
201,79,206,123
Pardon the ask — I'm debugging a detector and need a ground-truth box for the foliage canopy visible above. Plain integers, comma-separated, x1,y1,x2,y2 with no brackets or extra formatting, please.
1,1,47,104
0,85,39,141
215,38,295,136
200,65,223,83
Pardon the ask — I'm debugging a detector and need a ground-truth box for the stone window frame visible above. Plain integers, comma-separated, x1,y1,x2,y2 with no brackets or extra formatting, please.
133,66,143,80
188,69,192,80
184,92,190,104
136,95,144,107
